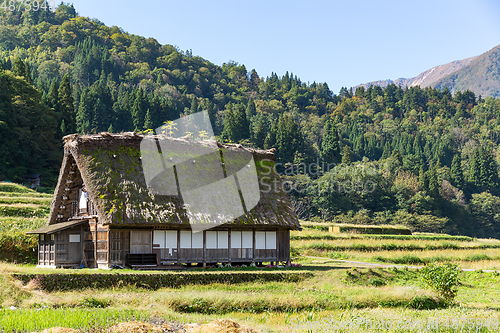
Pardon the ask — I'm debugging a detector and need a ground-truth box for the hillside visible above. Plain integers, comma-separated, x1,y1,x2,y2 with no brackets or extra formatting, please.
3,3,500,238
434,44,500,98
0,183,48,263
354,46,500,98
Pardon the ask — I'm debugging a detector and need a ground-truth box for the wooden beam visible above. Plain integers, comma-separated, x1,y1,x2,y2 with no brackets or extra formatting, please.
203,230,206,268
252,228,255,264
228,229,231,265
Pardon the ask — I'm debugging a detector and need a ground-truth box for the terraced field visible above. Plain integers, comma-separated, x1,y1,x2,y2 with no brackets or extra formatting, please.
0,183,48,263
292,224,500,270
1,184,500,332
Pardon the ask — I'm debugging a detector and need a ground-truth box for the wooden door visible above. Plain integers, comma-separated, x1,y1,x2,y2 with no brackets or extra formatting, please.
130,230,152,254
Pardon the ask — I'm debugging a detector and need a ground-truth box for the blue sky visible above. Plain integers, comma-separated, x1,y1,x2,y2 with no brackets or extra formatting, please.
67,0,500,93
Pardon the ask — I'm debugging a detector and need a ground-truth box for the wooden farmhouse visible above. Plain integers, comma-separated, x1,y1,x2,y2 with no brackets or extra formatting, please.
28,133,301,269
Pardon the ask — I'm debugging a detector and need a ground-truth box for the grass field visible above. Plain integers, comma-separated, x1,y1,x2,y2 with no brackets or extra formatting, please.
1,183,500,332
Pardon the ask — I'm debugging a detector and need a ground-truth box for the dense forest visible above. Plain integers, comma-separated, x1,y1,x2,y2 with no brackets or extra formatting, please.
2,3,500,237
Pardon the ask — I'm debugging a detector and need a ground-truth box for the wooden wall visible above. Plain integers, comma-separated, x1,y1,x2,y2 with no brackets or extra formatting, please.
39,225,291,268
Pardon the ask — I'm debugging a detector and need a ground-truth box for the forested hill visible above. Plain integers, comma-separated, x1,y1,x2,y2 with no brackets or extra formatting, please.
2,3,500,237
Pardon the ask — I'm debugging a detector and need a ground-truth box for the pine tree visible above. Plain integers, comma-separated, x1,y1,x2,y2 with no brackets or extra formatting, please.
92,98,105,133
46,80,59,112
246,98,256,120
354,134,365,158
275,114,301,164
24,62,32,85
221,103,237,142
190,97,198,114
468,147,482,188
60,120,67,137
143,109,153,130
427,165,440,199
321,118,340,163
450,154,464,189
479,146,499,189
131,89,146,132
419,166,428,191
253,115,266,148
381,141,391,159
341,146,352,164
264,120,277,149
234,104,250,140
58,74,75,134
76,90,92,134
11,58,26,78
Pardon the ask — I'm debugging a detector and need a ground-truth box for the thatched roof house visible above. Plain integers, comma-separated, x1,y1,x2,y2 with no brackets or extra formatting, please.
29,133,300,269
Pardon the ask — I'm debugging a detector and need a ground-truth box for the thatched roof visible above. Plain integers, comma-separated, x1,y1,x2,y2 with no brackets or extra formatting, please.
46,133,300,229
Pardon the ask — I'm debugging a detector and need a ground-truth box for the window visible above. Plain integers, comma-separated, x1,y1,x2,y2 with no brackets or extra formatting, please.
180,230,191,248
192,231,203,249
206,231,217,249
69,234,80,243
242,231,253,248
255,231,276,250
153,230,178,248
255,231,266,249
232,231,242,248
206,231,229,249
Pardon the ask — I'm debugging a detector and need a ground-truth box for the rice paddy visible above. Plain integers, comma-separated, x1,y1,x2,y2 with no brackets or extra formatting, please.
1,183,500,332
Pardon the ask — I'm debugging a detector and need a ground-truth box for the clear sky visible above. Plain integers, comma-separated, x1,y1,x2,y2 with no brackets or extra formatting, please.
66,0,500,93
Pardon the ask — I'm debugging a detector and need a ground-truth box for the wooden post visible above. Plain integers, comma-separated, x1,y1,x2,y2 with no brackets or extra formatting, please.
177,229,180,265
228,229,231,265
203,230,206,268
93,220,97,269
252,228,255,265
80,224,84,267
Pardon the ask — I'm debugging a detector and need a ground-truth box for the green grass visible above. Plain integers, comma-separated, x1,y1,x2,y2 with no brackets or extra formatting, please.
0,189,499,331
0,204,50,218
0,183,40,193
0,308,150,332
292,229,475,242
2,262,500,332
0,196,52,205
292,238,500,253
0,183,51,264
0,217,46,232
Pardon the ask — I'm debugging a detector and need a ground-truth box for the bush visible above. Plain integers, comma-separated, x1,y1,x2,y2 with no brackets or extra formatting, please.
391,254,424,265
408,295,447,309
80,296,111,308
329,224,412,235
0,231,38,263
420,263,460,302
368,277,385,286
13,271,314,291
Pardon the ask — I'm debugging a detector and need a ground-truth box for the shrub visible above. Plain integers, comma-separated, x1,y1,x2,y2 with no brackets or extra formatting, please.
80,296,111,308
368,277,385,287
408,295,447,309
13,271,314,292
0,231,38,263
420,263,460,302
391,254,424,265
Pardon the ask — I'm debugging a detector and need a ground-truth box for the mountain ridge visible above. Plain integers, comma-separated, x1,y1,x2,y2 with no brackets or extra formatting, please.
353,44,500,98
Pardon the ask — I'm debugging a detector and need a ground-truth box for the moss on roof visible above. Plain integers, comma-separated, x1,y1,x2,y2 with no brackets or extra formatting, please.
46,133,300,229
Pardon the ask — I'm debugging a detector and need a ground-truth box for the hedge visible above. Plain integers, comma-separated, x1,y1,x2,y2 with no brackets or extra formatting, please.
0,205,50,218
0,231,38,263
291,233,474,242
329,225,412,235
13,271,314,291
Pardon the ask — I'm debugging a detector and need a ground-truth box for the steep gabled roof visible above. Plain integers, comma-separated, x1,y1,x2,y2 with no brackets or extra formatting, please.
46,133,300,229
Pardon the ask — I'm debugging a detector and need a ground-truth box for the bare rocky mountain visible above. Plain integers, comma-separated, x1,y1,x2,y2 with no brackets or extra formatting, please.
353,44,500,98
